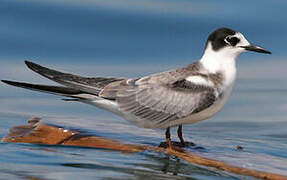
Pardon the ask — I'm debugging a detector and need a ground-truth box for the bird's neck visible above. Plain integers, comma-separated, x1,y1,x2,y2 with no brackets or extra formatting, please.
199,42,237,88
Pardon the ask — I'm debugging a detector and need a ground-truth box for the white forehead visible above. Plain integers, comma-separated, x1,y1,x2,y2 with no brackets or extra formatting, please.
233,32,250,46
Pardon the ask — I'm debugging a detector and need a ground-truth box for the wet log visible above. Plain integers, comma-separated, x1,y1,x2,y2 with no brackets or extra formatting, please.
2,117,287,180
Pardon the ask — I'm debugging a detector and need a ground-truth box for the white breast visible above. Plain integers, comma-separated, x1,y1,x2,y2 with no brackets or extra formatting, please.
167,43,238,128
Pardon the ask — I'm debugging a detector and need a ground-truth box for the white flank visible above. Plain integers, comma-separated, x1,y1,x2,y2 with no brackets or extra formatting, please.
82,97,122,116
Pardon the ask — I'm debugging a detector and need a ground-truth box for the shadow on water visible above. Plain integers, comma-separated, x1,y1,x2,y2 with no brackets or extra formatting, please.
59,150,240,180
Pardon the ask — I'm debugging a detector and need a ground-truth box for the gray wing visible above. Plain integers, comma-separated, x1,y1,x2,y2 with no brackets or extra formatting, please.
99,67,218,128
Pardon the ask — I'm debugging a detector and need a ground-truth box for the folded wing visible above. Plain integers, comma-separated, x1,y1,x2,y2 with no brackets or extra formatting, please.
99,64,218,128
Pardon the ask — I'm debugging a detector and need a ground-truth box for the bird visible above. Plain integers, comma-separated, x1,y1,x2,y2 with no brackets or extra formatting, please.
2,27,271,151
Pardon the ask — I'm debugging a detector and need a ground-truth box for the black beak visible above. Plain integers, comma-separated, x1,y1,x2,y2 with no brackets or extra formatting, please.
240,44,271,54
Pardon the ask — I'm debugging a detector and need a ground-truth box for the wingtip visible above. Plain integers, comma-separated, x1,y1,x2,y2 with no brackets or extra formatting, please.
24,60,33,66
24,60,42,72
25,60,34,67
2,80,10,83
1,80,17,86
1,80,8,84
2,80,32,88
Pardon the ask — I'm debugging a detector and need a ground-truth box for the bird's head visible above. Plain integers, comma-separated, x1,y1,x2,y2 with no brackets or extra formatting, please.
203,27,271,60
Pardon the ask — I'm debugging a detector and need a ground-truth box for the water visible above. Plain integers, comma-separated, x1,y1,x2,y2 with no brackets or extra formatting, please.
0,0,287,179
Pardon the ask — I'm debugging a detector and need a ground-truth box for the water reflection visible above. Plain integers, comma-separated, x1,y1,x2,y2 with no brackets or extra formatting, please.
0,169,46,180
54,146,238,179
60,151,238,180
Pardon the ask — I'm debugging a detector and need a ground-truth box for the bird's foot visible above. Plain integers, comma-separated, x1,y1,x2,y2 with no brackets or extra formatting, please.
159,141,195,149
158,141,184,152
179,141,196,147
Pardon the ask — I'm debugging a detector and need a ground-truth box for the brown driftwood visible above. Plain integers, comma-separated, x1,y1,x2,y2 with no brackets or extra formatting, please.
2,117,287,180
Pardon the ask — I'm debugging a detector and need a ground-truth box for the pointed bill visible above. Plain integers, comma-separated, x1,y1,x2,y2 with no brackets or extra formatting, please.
240,44,271,54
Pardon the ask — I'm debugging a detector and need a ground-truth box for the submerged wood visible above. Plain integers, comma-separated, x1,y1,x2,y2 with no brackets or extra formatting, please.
2,117,287,180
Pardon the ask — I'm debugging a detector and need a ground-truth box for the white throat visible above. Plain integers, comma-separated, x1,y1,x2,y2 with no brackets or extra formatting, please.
200,42,237,88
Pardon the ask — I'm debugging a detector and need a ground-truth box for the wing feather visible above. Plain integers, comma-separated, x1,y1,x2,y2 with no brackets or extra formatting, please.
100,62,220,128
25,61,123,95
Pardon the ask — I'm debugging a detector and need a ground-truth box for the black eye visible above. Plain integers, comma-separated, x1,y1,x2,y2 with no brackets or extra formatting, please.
225,36,240,46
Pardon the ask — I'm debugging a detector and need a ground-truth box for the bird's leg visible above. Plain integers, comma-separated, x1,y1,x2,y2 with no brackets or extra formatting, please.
165,127,184,152
177,125,185,147
165,127,173,150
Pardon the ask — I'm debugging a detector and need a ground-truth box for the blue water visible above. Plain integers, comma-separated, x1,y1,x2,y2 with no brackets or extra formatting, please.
0,0,287,179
